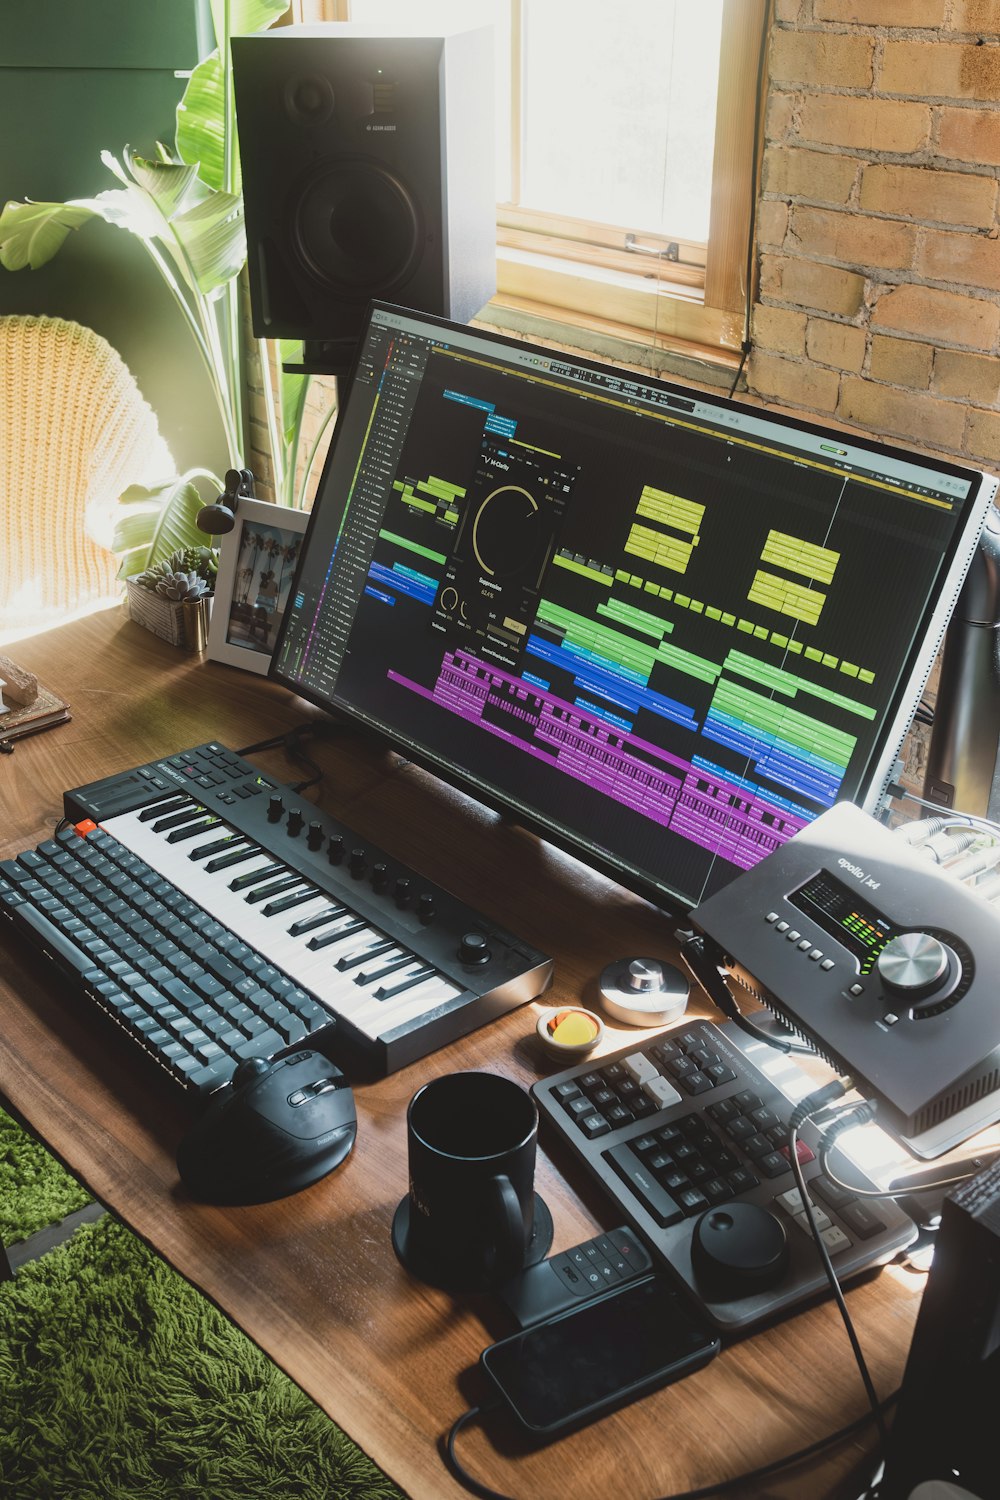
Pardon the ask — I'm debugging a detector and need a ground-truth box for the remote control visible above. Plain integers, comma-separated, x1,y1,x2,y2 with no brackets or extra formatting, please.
496,1225,652,1329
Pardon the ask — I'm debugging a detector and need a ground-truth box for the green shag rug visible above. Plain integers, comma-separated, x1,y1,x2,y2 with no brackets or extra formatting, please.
0,1111,404,1500
0,1106,92,1244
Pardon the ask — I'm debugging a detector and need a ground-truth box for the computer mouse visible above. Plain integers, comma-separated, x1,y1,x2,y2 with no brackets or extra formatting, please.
176,1049,357,1205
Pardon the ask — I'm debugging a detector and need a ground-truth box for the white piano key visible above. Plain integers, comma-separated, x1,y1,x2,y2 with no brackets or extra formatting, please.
344,974,465,1041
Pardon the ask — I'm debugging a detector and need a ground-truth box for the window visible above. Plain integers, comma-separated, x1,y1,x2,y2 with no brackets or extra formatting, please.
304,0,767,364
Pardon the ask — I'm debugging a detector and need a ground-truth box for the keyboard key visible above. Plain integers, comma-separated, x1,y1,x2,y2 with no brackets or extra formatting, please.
839,1201,887,1239
605,1144,683,1227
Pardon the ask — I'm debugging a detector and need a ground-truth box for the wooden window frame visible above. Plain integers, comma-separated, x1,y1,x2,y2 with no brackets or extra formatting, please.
295,0,767,365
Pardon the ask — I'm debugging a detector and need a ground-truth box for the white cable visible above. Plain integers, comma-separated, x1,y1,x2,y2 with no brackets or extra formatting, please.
942,842,1000,882
920,827,980,863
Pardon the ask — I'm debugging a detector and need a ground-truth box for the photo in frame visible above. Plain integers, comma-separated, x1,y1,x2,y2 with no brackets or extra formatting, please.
206,499,310,674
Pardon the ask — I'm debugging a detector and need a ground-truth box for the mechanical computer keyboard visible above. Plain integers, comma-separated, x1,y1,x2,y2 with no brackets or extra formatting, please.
0,742,552,1091
533,1017,917,1332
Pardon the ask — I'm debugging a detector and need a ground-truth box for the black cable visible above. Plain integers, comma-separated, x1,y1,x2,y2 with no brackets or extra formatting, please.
677,932,816,1056
234,721,319,757
727,0,773,400
787,1105,890,1454
444,1391,899,1500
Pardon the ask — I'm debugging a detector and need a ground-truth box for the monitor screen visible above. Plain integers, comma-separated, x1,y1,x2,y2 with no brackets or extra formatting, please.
271,304,991,914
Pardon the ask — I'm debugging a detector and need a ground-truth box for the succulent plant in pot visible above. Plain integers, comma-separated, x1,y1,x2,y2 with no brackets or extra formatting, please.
125,544,217,649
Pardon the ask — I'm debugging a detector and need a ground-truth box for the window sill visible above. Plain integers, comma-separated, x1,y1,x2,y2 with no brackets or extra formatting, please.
493,247,744,371
485,250,743,389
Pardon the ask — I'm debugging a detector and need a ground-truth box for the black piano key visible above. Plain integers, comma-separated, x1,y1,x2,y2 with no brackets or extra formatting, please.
355,952,416,985
287,905,347,936
188,833,247,861
335,939,396,972
205,844,261,873
228,862,286,891
306,917,367,950
153,806,207,833
138,796,191,823
245,874,307,905
374,965,436,1001
262,887,321,917
166,818,222,845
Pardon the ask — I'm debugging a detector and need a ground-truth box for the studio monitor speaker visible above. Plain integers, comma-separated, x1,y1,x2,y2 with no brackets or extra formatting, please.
231,24,496,372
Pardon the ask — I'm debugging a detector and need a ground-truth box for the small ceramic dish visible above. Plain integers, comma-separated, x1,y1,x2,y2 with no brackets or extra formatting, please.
535,1005,605,1060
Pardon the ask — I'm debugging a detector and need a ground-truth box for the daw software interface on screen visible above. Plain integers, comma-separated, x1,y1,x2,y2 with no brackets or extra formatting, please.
273,305,986,915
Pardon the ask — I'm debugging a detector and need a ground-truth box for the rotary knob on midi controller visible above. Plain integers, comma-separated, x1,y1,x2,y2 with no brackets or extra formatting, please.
876,932,958,1001
371,862,388,892
307,821,324,850
418,893,436,923
286,808,304,837
394,877,412,907
349,847,367,877
267,794,284,823
327,834,345,864
458,931,491,965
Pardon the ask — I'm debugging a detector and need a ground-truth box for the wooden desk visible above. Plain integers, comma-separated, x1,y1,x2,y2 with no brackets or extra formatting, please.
0,607,923,1500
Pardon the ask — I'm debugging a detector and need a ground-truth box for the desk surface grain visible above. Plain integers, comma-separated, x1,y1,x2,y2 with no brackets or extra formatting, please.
0,608,923,1500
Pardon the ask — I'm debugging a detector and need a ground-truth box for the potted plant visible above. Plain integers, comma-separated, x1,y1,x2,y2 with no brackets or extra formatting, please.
125,544,218,650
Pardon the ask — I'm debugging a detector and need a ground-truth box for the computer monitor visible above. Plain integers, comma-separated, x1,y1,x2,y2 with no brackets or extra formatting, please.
271,303,992,915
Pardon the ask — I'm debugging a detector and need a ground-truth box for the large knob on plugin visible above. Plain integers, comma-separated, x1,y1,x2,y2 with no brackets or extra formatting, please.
877,931,956,1001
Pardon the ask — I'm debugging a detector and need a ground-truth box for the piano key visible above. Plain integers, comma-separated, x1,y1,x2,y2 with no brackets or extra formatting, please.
189,833,250,861
139,796,191,823
375,964,436,1000
356,951,417,985
229,861,286,891
306,916,368,951
343,974,465,1042
262,887,321,917
205,844,262,873
166,817,221,845
245,874,309,905
153,806,207,833
335,939,396,972
287,904,348,936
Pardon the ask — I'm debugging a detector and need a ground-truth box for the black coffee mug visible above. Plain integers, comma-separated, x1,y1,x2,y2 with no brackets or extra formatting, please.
391,1071,552,1291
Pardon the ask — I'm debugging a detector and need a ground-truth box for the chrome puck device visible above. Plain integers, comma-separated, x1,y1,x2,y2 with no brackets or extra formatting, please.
598,957,690,1027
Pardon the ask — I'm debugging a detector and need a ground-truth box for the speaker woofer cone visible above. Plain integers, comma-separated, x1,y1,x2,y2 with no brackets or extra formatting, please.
293,160,423,296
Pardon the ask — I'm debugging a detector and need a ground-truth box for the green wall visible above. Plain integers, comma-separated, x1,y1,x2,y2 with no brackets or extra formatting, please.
0,0,229,477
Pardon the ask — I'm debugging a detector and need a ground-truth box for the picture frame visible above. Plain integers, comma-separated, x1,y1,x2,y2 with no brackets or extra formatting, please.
206,499,310,674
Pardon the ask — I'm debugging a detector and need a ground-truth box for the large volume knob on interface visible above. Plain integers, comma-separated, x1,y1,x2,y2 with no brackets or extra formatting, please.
877,932,956,1001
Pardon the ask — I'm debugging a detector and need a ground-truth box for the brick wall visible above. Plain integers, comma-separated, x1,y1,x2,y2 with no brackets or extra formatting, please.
751,0,1000,475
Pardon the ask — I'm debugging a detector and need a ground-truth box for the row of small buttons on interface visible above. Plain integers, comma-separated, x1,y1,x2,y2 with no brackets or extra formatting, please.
765,911,836,970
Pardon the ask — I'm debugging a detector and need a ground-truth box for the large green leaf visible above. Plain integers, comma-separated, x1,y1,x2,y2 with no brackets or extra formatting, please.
210,0,288,46
113,475,219,577
177,0,287,191
279,339,309,450
0,200,99,270
125,153,204,220
170,191,246,294
176,52,238,196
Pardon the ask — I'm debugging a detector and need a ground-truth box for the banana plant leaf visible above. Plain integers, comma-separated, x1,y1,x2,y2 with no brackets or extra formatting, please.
176,0,288,193
0,154,244,298
280,339,309,450
112,473,222,578
0,196,126,271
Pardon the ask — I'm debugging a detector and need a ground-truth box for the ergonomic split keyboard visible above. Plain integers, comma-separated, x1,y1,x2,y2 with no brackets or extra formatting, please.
533,1017,917,1332
0,742,552,1091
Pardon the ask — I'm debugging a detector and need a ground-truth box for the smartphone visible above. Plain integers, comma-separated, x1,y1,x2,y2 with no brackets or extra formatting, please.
480,1274,721,1439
